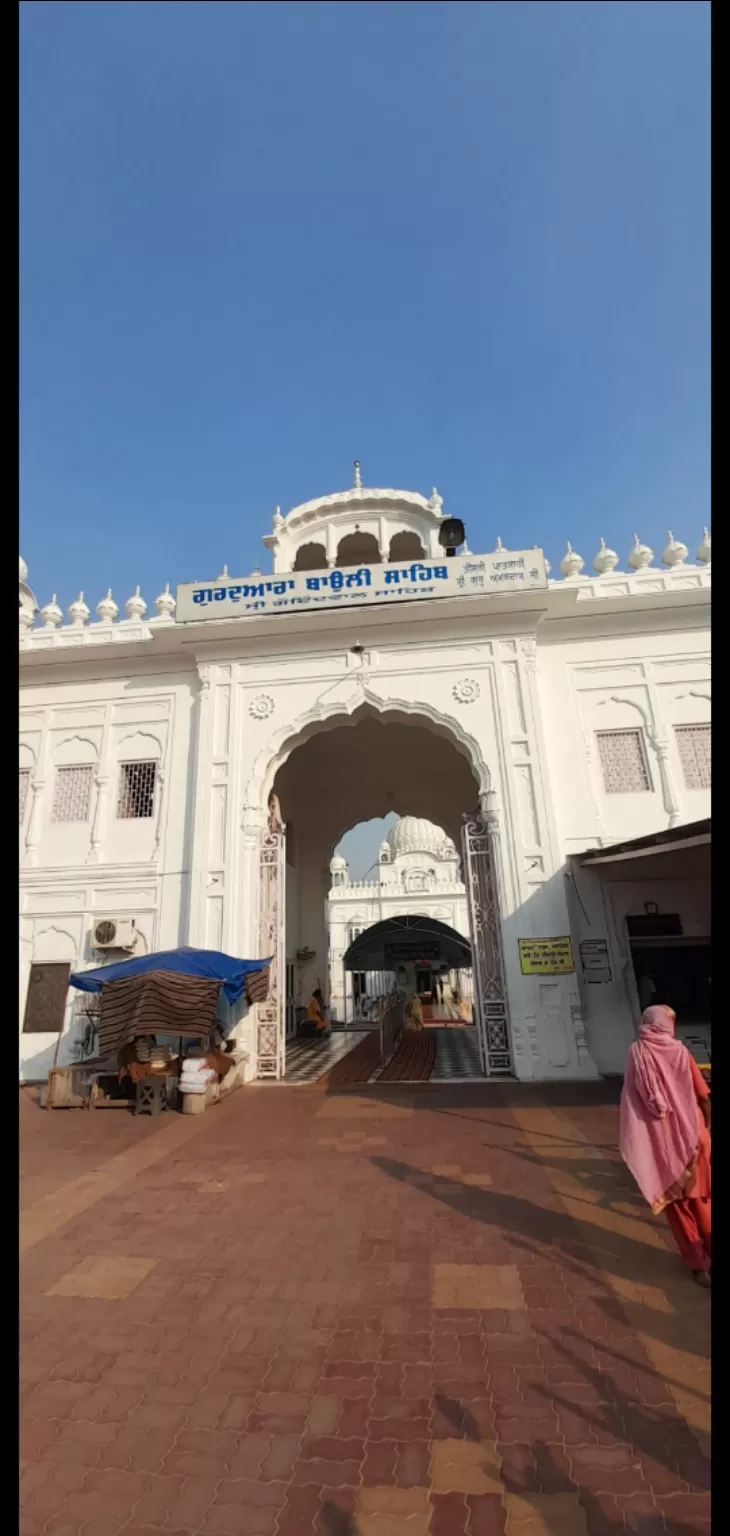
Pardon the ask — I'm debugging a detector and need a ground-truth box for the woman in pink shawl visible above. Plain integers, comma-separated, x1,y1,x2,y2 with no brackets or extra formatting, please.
620,1005,711,1286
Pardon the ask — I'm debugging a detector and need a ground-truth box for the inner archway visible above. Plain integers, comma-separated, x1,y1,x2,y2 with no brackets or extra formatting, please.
329,810,472,1026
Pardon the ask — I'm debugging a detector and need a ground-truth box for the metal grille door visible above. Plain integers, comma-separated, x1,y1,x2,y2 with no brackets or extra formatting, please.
256,827,286,1078
461,810,513,1077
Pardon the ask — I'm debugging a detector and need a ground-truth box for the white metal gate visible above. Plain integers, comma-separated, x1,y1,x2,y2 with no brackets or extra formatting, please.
461,809,513,1076
256,821,286,1078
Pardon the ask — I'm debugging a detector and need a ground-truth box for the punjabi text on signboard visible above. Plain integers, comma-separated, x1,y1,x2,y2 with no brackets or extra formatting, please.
518,938,575,976
384,941,441,965
175,550,547,623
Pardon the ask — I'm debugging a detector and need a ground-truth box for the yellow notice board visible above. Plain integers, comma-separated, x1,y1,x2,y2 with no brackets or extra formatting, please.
518,937,575,975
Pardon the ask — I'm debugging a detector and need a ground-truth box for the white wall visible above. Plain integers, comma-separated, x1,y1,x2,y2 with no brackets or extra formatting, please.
537,630,711,855
19,669,197,1080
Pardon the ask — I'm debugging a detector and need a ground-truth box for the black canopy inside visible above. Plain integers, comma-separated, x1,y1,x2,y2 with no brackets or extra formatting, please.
343,914,471,971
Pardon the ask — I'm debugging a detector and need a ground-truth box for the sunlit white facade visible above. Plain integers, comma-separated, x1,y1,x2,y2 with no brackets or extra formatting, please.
19,478,711,1083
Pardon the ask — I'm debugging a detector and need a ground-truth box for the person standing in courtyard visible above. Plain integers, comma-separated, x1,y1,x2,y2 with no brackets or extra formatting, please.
619,1005,711,1286
406,991,424,1030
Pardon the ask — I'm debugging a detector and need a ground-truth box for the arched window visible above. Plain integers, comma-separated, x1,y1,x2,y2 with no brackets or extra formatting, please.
293,543,327,571
388,531,425,563
336,532,381,568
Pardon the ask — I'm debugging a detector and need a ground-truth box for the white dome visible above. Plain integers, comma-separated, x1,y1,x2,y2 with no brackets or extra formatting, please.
330,854,347,872
388,817,449,858
19,555,28,584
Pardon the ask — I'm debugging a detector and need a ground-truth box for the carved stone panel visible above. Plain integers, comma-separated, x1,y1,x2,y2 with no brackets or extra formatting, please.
22,963,70,1035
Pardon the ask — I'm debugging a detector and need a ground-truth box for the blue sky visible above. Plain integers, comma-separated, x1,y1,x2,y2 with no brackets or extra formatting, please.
21,1,709,873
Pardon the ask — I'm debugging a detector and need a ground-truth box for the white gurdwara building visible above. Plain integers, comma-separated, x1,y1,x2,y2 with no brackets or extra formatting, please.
19,475,711,1083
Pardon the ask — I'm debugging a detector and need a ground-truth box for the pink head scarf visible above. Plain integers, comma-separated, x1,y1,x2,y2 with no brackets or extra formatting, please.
619,1006,700,1212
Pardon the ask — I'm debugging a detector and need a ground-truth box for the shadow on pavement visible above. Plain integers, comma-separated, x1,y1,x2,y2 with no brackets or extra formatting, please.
370,1153,710,1372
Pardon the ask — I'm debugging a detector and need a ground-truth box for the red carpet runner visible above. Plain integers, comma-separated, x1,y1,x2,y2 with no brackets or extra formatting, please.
378,1030,436,1082
324,1032,381,1087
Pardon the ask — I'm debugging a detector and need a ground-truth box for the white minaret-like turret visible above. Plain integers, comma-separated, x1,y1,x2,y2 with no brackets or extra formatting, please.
19,556,38,633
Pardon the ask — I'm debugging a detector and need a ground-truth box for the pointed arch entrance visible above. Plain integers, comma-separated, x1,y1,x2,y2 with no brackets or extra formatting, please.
251,699,513,1080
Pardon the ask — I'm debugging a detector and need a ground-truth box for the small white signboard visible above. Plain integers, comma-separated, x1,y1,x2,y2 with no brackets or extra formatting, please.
175,550,548,624
579,939,613,984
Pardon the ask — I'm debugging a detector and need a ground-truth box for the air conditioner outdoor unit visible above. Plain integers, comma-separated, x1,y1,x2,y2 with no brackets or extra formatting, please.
92,918,138,951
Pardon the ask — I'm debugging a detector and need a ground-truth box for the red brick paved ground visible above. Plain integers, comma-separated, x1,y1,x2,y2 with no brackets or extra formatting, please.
19,1080,710,1535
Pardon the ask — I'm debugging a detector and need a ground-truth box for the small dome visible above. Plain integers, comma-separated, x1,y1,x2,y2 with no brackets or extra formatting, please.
154,583,176,619
560,542,585,579
40,594,63,628
125,586,147,621
628,534,653,571
330,854,347,872
96,589,119,623
697,527,711,565
19,555,28,584
662,531,688,569
592,538,619,576
388,817,448,858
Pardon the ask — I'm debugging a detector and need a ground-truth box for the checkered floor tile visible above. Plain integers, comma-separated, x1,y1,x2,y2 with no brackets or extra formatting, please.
282,1031,369,1085
430,1026,485,1080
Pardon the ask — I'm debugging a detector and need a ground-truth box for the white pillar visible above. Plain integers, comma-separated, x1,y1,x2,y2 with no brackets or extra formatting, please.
187,664,213,943
87,704,112,864
22,777,45,867
653,740,681,828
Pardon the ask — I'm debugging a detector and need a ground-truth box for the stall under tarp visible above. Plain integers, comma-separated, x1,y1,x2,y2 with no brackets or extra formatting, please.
98,971,222,1062
70,946,271,1005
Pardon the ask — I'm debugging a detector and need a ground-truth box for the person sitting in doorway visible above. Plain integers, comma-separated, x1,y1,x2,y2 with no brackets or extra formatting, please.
306,988,330,1037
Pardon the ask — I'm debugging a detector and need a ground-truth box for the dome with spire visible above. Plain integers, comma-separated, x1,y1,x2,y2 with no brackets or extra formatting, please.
262,467,453,576
388,817,450,859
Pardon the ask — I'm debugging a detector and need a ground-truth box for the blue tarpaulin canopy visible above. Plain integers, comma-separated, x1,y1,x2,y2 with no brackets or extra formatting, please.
70,947,271,1005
